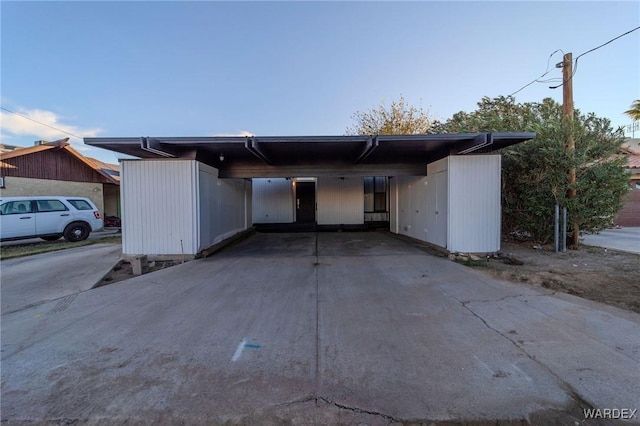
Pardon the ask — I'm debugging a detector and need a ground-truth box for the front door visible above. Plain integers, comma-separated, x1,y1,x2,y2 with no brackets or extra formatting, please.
295,182,316,223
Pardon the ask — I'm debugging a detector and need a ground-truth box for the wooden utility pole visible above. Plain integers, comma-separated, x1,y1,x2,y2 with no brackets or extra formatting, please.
562,53,579,247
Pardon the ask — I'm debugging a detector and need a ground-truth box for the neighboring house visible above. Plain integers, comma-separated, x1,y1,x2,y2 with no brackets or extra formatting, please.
615,139,640,226
0,138,120,219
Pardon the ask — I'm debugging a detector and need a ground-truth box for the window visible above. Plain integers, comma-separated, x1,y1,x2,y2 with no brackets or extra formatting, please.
364,177,388,213
36,199,68,212
0,201,33,215
67,199,93,210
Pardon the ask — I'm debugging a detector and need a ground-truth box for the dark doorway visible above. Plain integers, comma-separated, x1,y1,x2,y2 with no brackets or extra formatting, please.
295,182,316,223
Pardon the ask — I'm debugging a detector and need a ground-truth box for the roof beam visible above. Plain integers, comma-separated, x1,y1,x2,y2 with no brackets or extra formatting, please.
141,137,177,157
354,136,379,164
244,137,272,165
455,134,491,155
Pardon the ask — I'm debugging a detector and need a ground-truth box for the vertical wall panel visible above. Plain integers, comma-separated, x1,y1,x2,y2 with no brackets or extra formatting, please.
395,176,428,241
448,155,501,253
245,180,252,229
389,177,399,233
121,160,197,256
394,155,502,253
252,178,294,223
198,163,251,251
316,177,364,225
425,157,449,249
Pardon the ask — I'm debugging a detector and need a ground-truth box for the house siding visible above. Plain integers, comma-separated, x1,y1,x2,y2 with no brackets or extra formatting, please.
252,178,294,223
198,163,251,251
1,149,110,183
392,155,501,253
316,176,364,225
448,155,501,253
121,160,197,257
395,176,429,242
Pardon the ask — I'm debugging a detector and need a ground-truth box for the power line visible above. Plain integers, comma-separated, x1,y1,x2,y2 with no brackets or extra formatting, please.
576,26,640,62
551,26,640,89
510,49,564,96
511,26,640,94
0,106,83,139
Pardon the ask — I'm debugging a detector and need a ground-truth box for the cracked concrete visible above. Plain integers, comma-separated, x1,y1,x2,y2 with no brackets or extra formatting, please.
1,243,121,315
2,232,639,424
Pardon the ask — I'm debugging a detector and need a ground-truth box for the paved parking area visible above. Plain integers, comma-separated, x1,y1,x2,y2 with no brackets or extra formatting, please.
2,232,639,424
582,226,640,254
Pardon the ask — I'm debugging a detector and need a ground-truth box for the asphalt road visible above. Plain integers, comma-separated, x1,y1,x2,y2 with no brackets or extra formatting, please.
2,232,639,424
582,226,640,254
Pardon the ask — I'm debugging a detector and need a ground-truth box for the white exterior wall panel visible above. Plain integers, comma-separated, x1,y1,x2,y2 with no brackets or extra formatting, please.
121,160,197,256
393,155,501,253
448,155,501,253
395,176,428,241
252,178,294,223
389,177,399,233
425,158,449,249
198,163,251,251
316,177,364,225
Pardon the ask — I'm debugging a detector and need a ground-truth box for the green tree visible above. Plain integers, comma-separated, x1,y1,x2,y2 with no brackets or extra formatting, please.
346,95,434,135
625,99,640,121
436,96,629,244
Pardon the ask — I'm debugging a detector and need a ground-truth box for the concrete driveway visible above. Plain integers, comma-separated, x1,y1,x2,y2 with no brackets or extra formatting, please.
2,232,639,424
1,243,121,315
582,227,640,254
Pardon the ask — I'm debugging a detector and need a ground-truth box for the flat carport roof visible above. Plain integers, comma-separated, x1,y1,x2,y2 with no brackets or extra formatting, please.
85,132,535,177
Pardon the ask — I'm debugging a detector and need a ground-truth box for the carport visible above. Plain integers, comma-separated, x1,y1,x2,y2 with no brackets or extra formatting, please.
85,133,534,258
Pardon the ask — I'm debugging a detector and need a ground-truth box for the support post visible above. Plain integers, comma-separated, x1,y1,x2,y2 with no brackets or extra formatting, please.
562,53,579,247
554,204,560,253
561,207,568,252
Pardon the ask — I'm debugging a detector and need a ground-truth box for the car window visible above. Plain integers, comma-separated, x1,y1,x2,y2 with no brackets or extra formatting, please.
36,199,68,212
0,201,33,215
67,199,93,210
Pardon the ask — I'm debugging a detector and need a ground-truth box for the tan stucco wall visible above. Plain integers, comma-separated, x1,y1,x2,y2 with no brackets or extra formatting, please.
0,176,105,214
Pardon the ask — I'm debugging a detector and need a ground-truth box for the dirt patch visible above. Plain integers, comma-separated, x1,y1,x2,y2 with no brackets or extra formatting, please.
465,241,640,313
94,259,180,288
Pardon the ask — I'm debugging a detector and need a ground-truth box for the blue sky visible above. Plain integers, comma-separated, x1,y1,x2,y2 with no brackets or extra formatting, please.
2,1,639,164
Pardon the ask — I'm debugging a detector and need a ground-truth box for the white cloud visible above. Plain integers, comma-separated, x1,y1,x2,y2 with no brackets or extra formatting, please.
0,108,101,143
212,130,255,137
